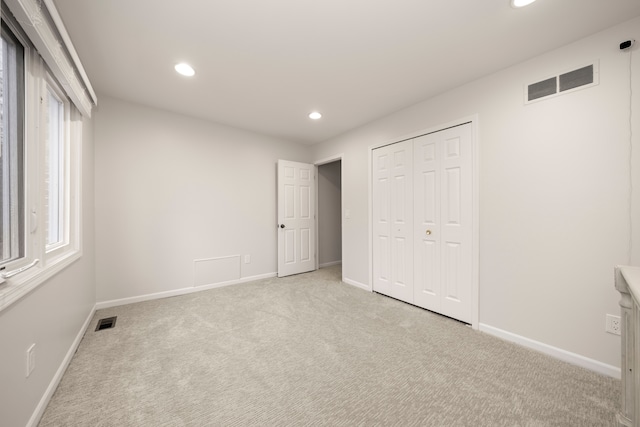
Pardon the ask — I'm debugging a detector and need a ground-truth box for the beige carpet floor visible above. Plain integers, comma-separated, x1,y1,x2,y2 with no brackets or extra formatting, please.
39,266,619,426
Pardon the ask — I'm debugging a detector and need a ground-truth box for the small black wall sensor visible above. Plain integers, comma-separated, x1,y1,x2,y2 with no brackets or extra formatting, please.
620,40,635,50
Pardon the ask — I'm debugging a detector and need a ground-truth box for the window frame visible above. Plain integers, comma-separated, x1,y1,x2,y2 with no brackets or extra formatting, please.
43,72,71,254
0,8,83,311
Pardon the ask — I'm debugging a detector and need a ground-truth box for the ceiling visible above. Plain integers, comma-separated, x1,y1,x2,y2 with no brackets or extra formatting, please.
52,0,640,145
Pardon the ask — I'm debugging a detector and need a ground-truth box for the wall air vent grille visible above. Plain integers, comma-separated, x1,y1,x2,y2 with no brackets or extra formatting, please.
528,77,557,101
559,65,594,92
525,61,598,104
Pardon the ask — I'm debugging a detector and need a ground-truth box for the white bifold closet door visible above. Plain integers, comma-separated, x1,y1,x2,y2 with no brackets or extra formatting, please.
373,123,473,323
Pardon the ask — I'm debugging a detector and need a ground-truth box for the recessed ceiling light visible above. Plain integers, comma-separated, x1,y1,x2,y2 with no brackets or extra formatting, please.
175,63,195,77
511,0,536,7
309,112,322,120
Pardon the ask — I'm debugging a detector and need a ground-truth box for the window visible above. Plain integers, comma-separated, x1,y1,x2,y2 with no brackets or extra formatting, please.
0,2,91,311
0,25,25,265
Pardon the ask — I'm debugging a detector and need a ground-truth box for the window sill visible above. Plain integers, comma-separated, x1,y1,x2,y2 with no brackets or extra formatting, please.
0,250,82,313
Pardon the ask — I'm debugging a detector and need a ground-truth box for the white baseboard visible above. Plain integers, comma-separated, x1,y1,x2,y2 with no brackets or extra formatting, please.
95,272,277,310
479,323,621,379
319,260,342,268
27,305,96,427
342,277,371,292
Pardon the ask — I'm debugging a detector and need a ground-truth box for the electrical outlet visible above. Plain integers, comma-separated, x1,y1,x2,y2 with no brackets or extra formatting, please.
26,344,36,377
244,255,251,264
606,314,621,336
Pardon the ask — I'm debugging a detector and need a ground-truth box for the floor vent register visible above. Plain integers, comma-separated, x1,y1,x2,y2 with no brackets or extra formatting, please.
95,316,117,331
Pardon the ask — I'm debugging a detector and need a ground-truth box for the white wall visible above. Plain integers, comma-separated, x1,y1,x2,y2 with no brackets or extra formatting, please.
311,17,640,369
0,115,96,427
94,97,312,303
318,161,342,266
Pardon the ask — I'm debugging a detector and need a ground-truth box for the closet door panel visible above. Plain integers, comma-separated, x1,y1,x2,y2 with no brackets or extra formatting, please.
414,134,441,310
439,125,473,323
373,141,413,303
373,151,392,296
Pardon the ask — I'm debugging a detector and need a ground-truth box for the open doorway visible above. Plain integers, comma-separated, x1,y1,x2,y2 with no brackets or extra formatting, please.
317,160,342,270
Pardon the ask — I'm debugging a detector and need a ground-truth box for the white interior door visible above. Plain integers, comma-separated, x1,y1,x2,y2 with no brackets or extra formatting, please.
277,160,316,277
372,141,413,303
414,123,473,323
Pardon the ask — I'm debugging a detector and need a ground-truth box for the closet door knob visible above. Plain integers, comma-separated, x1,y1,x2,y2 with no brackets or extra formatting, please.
426,229,432,235
280,224,285,229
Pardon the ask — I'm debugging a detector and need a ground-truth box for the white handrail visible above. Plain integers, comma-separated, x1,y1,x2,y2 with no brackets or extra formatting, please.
1,259,40,279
